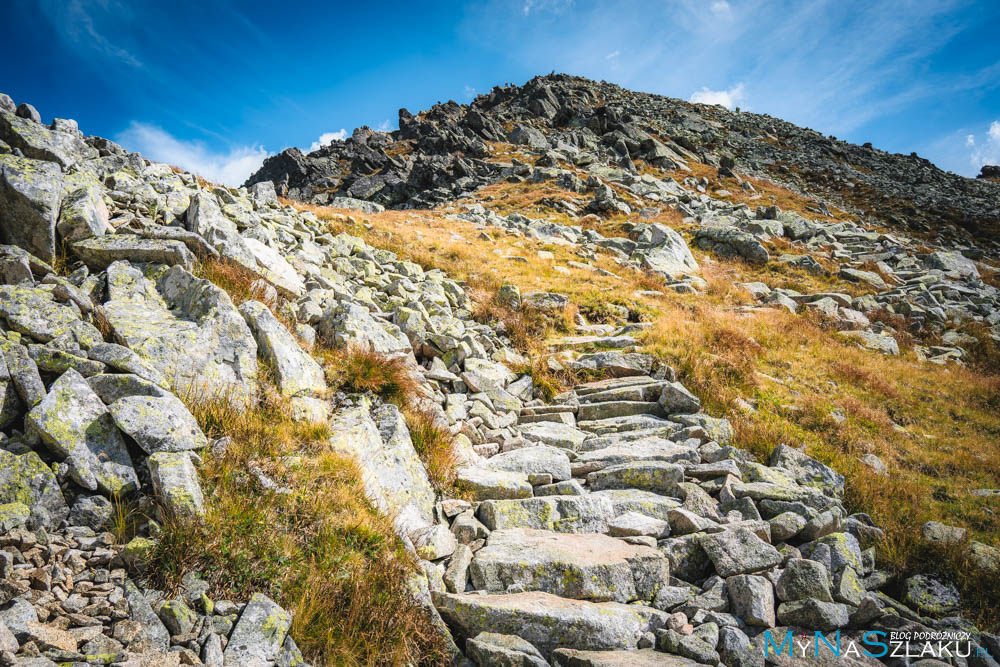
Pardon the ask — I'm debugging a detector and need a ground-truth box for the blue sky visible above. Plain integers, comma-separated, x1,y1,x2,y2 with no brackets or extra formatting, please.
3,0,999,185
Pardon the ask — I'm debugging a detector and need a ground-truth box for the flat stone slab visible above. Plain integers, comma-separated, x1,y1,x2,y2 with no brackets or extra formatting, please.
485,445,572,481
577,414,677,435
572,439,699,476
577,401,661,421
432,591,667,658
477,496,617,534
71,236,196,270
518,422,588,450
456,467,532,501
552,648,699,666
698,527,783,577
587,461,684,495
470,528,668,602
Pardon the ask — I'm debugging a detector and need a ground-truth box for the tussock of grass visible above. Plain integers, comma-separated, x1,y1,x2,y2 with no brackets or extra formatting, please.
405,408,458,490
320,345,420,406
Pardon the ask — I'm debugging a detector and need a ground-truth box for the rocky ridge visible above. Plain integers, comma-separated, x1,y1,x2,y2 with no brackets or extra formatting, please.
0,85,998,667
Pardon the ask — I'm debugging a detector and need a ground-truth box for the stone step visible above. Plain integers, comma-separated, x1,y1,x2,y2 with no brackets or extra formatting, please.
476,490,681,533
518,411,577,427
587,461,684,495
551,648,699,666
577,401,662,422
469,528,668,603
554,335,637,349
577,414,678,436
577,382,666,405
431,591,668,659
574,375,658,397
517,422,589,450
455,467,532,501
580,426,687,452
571,440,699,476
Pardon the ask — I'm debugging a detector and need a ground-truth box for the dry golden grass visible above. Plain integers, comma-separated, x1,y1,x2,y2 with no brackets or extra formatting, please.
147,378,448,665
283,197,1000,630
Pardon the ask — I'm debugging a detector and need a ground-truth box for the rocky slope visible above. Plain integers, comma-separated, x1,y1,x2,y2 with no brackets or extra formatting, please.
248,73,1000,243
0,81,998,667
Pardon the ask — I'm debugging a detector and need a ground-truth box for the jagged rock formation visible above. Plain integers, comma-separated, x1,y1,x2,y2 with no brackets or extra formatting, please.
1,83,999,667
247,74,1000,242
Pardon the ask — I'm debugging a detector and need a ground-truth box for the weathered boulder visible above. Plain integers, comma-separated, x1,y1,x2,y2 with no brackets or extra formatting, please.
0,110,96,168
698,527,782,577
0,449,68,528
0,284,102,348
102,263,259,401
485,445,572,481
147,452,204,519
72,236,196,270
328,404,435,537
319,302,413,359
222,593,292,667
0,155,64,262
185,192,259,271
108,390,207,454
455,466,532,500
27,369,138,494
57,183,109,243
239,300,325,397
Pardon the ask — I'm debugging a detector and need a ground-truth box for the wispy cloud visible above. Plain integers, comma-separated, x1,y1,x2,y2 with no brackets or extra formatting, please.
116,122,269,186
690,82,745,109
967,121,1000,171
376,119,394,132
710,1,733,21
47,0,142,68
303,129,347,154
605,50,620,61
464,85,477,100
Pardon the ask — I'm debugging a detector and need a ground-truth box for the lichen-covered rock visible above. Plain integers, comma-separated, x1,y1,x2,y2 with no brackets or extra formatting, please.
698,527,783,578
238,300,325,397
57,183,109,243
108,391,208,454
102,263,258,402
27,368,138,494
485,445,572,482
222,593,292,667
318,302,413,359
432,590,667,658
0,450,68,528
72,235,196,270
467,632,548,667
455,466,532,501
0,284,102,348
470,528,668,603
185,192,259,271
86,343,170,389
0,110,96,168
0,155,65,262
147,452,204,518
328,404,435,537
0,337,45,408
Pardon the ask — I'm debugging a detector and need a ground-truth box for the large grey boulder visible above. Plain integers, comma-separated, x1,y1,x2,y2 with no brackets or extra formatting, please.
477,496,617,534
222,593,292,667
0,284,103,348
640,229,700,278
587,461,684,495
147,452,204,518
238,300,325,397
108,390,207,454
185,191,259,271
467,632,548,667
102,263,259,402
26,369,138,494
727,574,776,627
0,155,63,262
926,250,979,278
455,466,532,501
658,382,701,415
469,528,668,603
57,183,109,243
0,111,96,168
123,579,169,652
432,590,667,658
485,445,572,481
567,351,656,377
71,235,196,270
775,558,833,602
0,337,45,408
0,449,68,528
768,445,844,495
328,404,435,537
86,343,170,389
242,237,305,296
518,422,588,450
695,225,769,265
698,527,782,577
319,302,413,359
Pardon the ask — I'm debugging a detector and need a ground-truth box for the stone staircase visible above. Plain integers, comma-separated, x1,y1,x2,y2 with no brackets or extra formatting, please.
428,337,900,665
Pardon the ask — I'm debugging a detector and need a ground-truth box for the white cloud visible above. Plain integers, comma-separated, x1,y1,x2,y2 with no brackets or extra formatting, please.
605,50,620,60
377,119,393,132
710,1,733,21
464,85,477,100
689,82,746,109
968,120,1000,170
303,129,347,154
116,122,268,186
